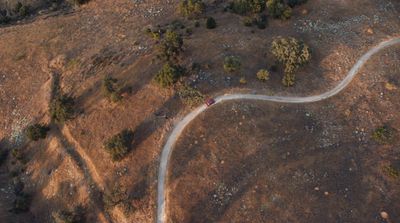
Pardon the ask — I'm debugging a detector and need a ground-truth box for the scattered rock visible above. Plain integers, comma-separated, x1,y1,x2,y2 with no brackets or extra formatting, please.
380,211,389,219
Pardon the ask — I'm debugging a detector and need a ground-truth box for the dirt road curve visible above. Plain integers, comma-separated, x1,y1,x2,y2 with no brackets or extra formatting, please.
156,37,400,223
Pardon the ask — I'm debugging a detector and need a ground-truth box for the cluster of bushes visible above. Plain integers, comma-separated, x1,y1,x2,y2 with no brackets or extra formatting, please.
178,0,206,18
229,0,266,15
154,63,185,88
102,76,123,103
26,124,50,141
157,29,184,62
177,84,205,107
271,37,311,86
223,56,241,73
0,146,8,166
266,0,292,20
52,205,86,223
50,95,75,123
242,14,267,29
103,184,132,214
103,129,134,161
372,126,395,144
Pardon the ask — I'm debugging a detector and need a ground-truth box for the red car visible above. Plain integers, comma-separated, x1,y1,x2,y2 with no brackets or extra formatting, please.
205,98,216,107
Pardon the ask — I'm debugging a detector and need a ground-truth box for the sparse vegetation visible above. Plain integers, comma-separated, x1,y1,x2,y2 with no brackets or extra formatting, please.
271,37,311,86
104,130,134,161
266,0,292,20
102,76,122,103
177,84,205,107
239,77,247,84
51,95,75,123
256,69,270,81
154,63,185,87
383,164,400,179
158,30,184,62
223,56,241,72
372,126,395,144
229,0,266,15
103,184,133,214
52,205,86,223
15,2,30,17
26,124,50,141
178,0,206,18
206,17,217,29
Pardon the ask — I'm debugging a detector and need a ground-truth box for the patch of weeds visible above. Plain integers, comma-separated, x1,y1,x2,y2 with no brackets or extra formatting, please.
102,76,122,103
223,56,241,72
206,17,217,29
177,84,204,107
103,130,134,161
383,165,399,179
50,95,75,123
26,124,50,141
372,126,395,144
103,184,133,215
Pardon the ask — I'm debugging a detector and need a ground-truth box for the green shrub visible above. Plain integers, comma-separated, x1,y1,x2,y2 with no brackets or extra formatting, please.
178,0,205,18
271,37,311,86
177,84,204,107
206,17,217,29
103,184,133,215
102,76,122,103
158,30,184,62
223,56,241,72
51,95,75,123
154,63,185,88
266,0,292,20
53,205,86,223
372,126,395,144
230,0,266,15
383,165,399,179
242,17,253,26
104,130,134,161
256,69,270,81
26,124,49,141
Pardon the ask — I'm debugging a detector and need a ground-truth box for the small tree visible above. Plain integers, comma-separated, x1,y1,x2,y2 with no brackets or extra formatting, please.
266,0,292,20
178,0,205,18
271,37,311,86
104,130,134,161
158,30,184,62
154,63,185,87
256,69,270,81
50,95,75,123
223,56,241,72
26,124,50,141
102,76,122,103
206,17,217,29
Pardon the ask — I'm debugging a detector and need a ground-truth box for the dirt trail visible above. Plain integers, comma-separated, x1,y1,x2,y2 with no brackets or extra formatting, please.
156,37,400,223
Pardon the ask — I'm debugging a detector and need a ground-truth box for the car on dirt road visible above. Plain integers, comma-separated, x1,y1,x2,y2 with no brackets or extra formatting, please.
205,98,216,107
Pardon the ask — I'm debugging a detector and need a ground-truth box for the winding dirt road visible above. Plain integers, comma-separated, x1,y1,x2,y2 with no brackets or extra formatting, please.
156,37,400,223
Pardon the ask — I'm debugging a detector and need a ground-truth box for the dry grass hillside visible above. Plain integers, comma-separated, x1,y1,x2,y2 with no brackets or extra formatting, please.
0,0,399,222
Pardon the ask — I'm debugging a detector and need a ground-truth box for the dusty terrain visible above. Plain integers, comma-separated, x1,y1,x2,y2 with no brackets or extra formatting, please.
0,0,399,222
